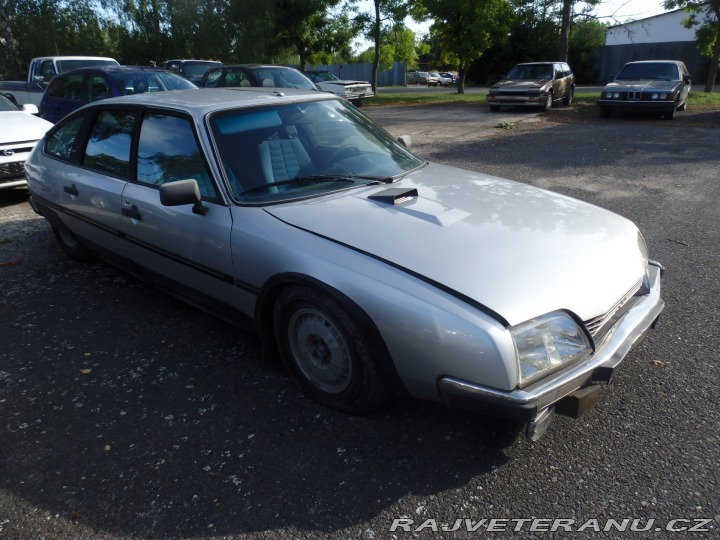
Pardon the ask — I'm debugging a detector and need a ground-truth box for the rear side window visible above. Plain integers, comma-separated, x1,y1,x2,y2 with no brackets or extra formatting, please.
136,113,218,199
83,110,135,177
45,115,86,162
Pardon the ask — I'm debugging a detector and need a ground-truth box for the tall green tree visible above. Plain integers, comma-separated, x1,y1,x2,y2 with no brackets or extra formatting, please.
1,0,115,78
413,0,513,93
354,0,410,93
664,0,720,92
274,0,347,70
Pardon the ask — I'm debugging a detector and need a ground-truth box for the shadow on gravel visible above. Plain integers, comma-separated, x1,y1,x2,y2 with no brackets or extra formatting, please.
1,245,521,538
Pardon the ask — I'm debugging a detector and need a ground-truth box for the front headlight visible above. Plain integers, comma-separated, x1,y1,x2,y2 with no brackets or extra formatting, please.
510,311,592,386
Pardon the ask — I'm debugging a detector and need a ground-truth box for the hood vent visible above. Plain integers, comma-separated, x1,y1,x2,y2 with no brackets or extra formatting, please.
368,188,418,206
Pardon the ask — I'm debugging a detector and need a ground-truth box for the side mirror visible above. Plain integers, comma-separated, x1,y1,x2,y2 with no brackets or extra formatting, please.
159,179,208,215
22,104,39,115
398,135,412,149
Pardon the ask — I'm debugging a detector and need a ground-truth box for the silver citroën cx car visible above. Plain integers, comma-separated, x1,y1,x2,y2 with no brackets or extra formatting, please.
25,88,664,440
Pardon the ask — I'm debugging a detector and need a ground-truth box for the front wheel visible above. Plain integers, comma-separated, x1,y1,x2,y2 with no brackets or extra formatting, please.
489,105,501,112
563,87,574,106
542,93,553,111
273,286,390,414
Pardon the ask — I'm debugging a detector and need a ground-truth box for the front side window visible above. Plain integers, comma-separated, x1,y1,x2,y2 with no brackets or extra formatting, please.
137,113,218,199
49,73,85,102
46,114,86,162
83,110,135,176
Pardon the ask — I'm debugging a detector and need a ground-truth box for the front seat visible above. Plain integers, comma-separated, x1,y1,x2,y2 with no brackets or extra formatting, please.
258,126,315,183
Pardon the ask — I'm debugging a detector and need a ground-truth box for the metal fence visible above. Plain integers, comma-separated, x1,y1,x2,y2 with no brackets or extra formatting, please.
596,42,708,84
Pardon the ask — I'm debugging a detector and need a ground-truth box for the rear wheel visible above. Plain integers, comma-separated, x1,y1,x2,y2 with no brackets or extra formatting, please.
273,286,390,414
52,225,93,261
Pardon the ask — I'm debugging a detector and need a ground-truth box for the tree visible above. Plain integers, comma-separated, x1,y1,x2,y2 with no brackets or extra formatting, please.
665,0,720,92
353,0,410,93
557,0,600,61
413,0,512,93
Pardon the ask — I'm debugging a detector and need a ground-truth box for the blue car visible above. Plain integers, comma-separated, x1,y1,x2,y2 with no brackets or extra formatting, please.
39,66,197,123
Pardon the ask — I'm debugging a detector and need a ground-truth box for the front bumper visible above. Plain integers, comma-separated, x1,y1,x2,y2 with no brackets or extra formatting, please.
487,93,548,107
438,262,664,423
597,99,675,113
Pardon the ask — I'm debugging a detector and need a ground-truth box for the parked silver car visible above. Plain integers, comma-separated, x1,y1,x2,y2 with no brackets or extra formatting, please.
25,88,664,440
597,60,691,119
406,71,439,86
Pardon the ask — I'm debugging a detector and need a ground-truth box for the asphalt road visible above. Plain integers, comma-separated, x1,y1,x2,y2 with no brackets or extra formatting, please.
1,104,719,539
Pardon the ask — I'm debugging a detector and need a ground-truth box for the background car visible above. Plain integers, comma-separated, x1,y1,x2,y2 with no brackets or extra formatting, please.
406,71,439,86
26,87,663,441
164,59,222,85
38,66,197,123
486,62,575,112
430,72,452,86
201,64,319,91
303,70,374,106
439,72,458,84
0,94,53,190
597,60,691,120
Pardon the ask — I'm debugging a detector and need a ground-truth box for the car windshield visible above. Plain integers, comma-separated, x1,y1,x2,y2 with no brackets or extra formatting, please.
615,63,679,81
506,64,553,80
0,94,21,111
309,72,339,82
109,71,197,94
183,62,220,77
209,99,424,203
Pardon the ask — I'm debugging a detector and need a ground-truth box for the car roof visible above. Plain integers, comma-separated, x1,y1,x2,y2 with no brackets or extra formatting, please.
210,64,300,71
166,59,221,63
51,65,173,78
624,60,682,64
78,87,338,116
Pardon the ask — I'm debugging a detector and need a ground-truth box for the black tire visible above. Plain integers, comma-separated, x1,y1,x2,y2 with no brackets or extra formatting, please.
599,109,611,118
677,100,686,111
563,87,574,106
542,93,553,111
489,105,501,112
52,225,93,261
273,285,390,414
665,105,676,120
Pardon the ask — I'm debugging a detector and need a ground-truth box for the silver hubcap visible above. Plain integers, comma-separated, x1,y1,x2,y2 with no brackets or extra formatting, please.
288,308,352,394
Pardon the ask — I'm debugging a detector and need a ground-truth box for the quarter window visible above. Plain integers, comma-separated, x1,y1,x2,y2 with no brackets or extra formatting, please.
136,113,217,199
45,115,86,162
83,110,135,177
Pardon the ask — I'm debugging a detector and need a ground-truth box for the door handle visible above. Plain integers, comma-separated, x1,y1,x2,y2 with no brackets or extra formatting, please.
63,183,79,196
122,205,142,221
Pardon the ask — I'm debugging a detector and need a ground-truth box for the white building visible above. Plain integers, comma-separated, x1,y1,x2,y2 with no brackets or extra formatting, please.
598,8,707,83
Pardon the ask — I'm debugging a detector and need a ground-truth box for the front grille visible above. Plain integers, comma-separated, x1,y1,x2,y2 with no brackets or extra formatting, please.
0,161,26,180
584,279,643,338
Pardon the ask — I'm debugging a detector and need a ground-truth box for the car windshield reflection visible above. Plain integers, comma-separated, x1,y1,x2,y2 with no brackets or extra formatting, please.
209,99,424,203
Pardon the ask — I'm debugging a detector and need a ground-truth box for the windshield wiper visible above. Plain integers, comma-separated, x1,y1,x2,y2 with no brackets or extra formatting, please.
241,175,371,196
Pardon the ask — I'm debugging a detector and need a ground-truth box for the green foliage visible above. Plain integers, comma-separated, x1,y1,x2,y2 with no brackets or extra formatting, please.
413,0,513,91
568,18,607,83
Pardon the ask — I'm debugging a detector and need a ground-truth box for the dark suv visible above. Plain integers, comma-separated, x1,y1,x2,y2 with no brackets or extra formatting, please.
486,62,575,112
163,59,223,85
39,66,196,123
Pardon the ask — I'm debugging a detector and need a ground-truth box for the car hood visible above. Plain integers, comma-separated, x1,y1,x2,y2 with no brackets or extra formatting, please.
264,163,646,326
491,79,550,91
0,112,53,144
603,80,679,91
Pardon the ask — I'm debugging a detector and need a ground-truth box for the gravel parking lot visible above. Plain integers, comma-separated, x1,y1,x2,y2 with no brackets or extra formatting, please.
1,103,719,539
